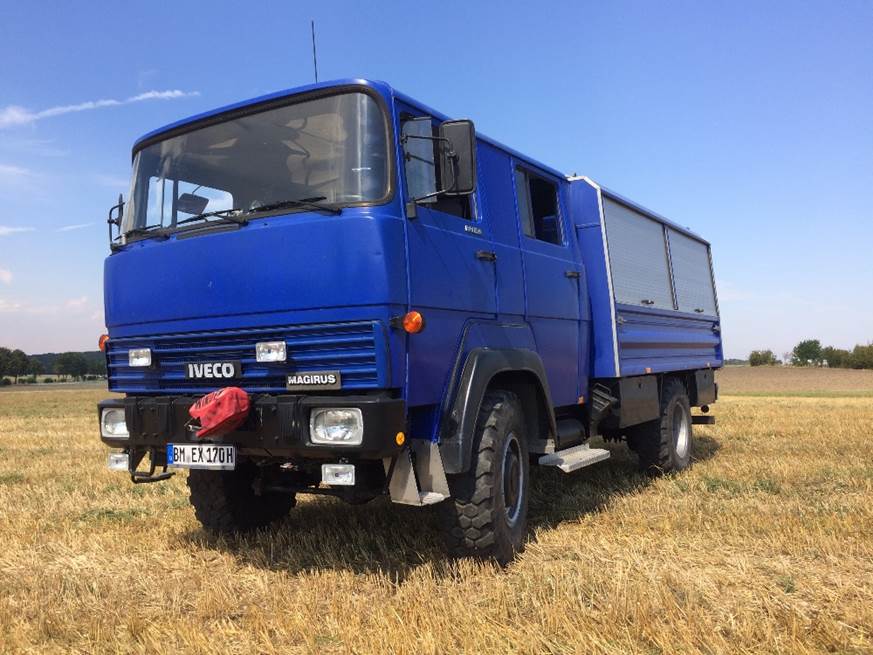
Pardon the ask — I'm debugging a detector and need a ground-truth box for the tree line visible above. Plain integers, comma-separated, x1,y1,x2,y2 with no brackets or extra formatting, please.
0,347,106,384
749,339,873,369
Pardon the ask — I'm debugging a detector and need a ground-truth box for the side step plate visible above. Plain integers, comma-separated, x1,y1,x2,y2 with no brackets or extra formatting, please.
539,444,610,473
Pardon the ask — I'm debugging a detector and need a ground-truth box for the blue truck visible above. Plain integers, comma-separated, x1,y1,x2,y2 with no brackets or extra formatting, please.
98,79,722,564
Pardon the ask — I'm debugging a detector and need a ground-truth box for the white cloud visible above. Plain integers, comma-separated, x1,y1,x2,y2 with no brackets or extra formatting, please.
0,268,11,285
56,223,94,232
65,296,88,310
0,226,34,237
0,294,91,317
0,297,59,316
0,89,200,129
0,163,32,180
0,298,23,312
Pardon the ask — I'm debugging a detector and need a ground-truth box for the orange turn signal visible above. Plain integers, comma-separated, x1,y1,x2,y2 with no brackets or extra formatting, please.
98,334,110,352
402,311,425,334
395,431,406,446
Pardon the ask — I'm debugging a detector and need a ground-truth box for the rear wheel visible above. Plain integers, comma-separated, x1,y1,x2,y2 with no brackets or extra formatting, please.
438,390,530,565
626,378,693,475
187,462,295,535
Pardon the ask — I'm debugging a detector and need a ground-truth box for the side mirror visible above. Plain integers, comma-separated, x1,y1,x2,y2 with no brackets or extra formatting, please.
108,193,124,247
438,119,477,196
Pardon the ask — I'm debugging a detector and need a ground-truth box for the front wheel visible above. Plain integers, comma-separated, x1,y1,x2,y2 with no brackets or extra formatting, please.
438,390,530,565
626,378,693,475
187,462,295,535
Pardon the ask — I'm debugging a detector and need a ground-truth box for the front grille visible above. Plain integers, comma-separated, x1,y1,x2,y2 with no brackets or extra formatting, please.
107,321,386,394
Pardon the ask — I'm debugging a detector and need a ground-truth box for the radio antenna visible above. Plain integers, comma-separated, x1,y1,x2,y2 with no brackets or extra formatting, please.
311,20,319,83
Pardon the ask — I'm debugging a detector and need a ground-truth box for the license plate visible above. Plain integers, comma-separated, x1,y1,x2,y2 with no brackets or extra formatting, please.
166,443,236,470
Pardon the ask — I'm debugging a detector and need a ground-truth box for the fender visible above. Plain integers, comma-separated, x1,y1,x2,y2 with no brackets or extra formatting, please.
438,347,557,474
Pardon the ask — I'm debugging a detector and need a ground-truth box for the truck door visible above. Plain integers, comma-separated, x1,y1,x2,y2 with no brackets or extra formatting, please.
399,109,497,407
513,165,581,406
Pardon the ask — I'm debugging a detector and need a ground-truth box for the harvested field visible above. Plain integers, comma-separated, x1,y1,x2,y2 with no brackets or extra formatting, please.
0,369,871,654
718,365,873,396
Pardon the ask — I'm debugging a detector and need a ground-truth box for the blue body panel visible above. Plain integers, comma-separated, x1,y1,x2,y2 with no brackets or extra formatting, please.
106,79,723,440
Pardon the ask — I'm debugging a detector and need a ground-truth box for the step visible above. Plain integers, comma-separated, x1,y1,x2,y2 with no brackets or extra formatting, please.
538,444,610,473
419,491,447,505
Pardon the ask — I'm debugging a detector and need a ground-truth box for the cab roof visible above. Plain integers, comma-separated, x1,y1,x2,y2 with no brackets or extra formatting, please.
132,78,567,180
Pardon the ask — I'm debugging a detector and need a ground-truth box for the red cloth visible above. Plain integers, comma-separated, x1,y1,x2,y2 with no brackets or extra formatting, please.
188,387,250,438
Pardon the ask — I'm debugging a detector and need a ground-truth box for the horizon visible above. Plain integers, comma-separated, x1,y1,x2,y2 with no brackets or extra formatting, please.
1,2,871,359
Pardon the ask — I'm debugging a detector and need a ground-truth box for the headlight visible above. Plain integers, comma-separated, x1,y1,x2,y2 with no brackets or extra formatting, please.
309,408,363,445
101,408,129,439
256,341,286,363
128,348,152,367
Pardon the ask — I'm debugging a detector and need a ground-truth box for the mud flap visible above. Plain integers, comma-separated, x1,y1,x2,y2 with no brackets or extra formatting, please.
383,440,450,506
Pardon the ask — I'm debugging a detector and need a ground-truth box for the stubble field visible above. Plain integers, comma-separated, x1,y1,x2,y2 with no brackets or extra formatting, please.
0,367,872,654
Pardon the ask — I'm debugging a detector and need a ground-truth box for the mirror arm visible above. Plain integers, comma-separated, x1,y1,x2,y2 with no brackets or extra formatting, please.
107,193,124,249
401,135,459,208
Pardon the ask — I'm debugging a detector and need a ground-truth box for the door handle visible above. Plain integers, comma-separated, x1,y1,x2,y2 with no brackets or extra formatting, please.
565,270,580,279
475,250,497,262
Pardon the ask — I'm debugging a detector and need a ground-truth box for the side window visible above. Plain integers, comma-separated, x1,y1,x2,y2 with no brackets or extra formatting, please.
515,167,562,245
401,114,472,219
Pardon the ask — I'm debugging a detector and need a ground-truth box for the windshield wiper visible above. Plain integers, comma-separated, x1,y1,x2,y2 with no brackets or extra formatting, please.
246,196,341,216
124,197,339,242
175,208,248,227
126,224,169,239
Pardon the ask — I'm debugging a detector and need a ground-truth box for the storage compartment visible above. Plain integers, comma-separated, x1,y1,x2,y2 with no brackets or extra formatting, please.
570,178,723,378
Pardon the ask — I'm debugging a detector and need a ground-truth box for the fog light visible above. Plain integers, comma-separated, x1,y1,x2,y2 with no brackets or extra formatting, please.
101,407,129,439
128,348,151,367
107,451,129,471
309,408,363,445
256,341,286,362
322,463,355,486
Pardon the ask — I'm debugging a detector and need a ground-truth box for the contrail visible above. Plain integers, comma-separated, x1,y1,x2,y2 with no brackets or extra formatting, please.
0,90,200,129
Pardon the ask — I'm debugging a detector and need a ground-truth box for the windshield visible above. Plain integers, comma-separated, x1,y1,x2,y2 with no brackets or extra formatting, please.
123,91,390,235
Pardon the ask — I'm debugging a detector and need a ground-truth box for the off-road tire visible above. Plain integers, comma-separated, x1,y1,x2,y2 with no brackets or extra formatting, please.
438,390,529,565
626,378,693,475
187,462,295,535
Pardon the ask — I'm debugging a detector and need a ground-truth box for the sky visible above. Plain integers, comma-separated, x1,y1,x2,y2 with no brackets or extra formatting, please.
0,0,871,359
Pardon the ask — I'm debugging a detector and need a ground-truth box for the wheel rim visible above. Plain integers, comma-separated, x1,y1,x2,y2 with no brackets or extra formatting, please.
502,432,524,527
673,404,690,459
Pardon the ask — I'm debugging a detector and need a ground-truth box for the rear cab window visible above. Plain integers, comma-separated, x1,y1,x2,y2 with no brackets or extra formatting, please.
515,167,563,245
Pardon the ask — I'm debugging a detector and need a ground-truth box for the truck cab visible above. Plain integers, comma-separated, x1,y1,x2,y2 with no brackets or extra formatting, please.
98,79,722,564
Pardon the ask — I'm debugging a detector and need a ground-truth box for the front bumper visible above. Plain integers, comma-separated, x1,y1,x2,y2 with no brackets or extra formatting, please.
98,393,405,460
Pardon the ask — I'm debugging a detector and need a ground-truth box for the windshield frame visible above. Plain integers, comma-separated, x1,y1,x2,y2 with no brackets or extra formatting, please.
124,84,395,240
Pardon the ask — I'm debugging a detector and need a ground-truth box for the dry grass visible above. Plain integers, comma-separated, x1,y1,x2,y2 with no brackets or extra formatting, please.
1,372,872,654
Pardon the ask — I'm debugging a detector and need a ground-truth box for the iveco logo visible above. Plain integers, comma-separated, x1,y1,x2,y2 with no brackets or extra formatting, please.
286,370,342,390
186,361,241,379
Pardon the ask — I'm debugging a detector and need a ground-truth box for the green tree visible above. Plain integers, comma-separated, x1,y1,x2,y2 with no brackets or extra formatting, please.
792,339,822,367
0,347,10,380
27,357,43,376
749,350,778,366
821,346,851,369
87,356,107,377
849,343,873,369
9,349,29,383
55,352,88,381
